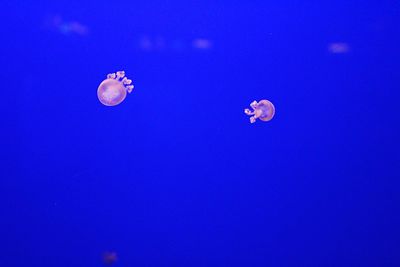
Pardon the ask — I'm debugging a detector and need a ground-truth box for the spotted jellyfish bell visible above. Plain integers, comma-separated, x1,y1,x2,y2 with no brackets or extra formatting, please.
97,71,134,106
244,99,275,123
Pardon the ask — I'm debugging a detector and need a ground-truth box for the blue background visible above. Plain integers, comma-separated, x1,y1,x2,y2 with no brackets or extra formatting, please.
1,1,400,266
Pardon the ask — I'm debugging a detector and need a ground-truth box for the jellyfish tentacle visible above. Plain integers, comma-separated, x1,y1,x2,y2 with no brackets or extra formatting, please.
124,78,132,85
250,101,258,109
116,71,125,80
107,73,116,79
244,108,254,115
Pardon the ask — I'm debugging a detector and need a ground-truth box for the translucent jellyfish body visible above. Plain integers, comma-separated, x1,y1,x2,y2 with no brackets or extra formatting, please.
97,71,134,106
244,99,275,123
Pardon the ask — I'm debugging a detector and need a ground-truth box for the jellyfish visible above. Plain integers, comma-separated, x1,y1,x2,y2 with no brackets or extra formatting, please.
97,71,134,106
244,99,275,123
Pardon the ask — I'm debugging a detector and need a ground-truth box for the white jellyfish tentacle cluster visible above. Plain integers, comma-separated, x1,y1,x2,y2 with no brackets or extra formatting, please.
98,71,134,106
112,71,134,93
244,101,260,123
244,99,275,123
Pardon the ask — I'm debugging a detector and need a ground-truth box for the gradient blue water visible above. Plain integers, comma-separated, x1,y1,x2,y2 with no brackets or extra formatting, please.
1,1,400,266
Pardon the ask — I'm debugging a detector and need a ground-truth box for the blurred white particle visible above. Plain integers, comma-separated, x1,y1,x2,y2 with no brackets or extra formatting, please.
44,15,88,36
328,42,350,54
139,36,153,51
192,38,213,50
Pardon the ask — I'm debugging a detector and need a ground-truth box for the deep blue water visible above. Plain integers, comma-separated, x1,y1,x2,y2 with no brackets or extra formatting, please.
1,1,400,266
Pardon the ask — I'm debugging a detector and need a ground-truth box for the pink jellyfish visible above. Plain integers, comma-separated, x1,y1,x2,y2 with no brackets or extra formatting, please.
244,99,275,123
97,71,134,106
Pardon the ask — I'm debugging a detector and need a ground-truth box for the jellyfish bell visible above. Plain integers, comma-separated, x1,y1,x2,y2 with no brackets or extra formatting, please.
97,71,134,106
245,99,275,123
97,79,126,106
256,100,275,121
